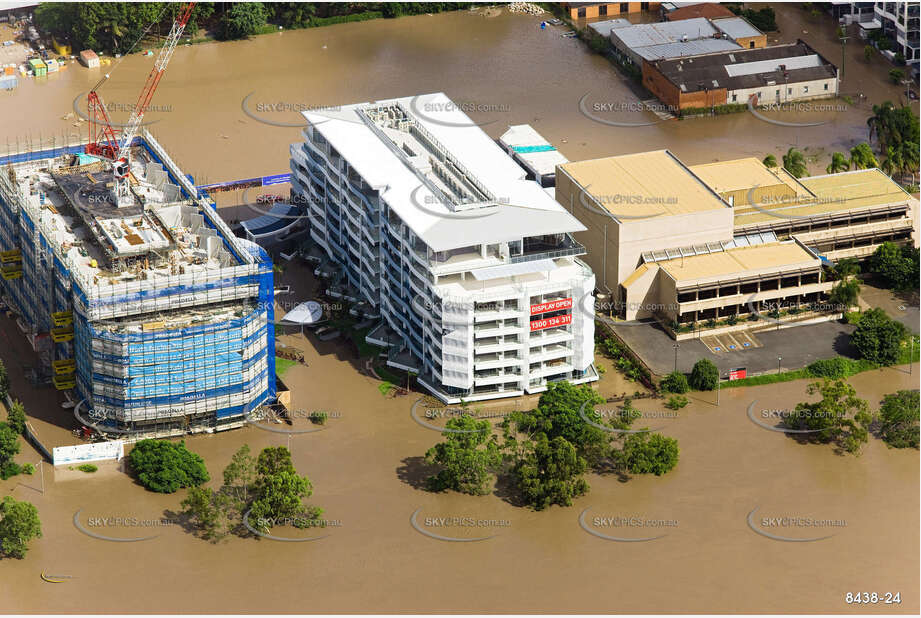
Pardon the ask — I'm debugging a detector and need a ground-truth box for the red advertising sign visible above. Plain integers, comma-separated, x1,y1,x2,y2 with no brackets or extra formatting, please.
728,367,747,381
530,313,572,332
530,297,573,315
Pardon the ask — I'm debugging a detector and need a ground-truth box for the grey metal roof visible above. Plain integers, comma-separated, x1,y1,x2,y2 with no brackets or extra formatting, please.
636,38,741,61
611,17,718,48
711,16,763,40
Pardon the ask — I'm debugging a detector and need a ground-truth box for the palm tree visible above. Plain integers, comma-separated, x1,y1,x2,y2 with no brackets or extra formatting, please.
849,143,879,169
782,147,809,178
881,145,903,177
762,154,778,168
826,152,850,174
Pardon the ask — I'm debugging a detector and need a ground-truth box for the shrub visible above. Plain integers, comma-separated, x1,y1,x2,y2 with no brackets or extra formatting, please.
665,395,688,410
0,461,21,480
807,357,854,379
689,359,719,391
309,411,328,425
128,440,209,494
660,371,689,394
22,463,34,475
77,463,97,473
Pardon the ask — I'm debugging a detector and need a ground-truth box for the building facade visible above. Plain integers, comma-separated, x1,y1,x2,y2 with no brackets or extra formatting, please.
562,2,659,20
558,150,915,335
0,131,276,436
642,41,838,111
873,1,920,65
290,93,597,403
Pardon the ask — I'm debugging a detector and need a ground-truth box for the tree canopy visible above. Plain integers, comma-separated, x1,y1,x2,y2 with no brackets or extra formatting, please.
852,308,908,366
689,359,719,391
878,390,920,449
784,379,873,455
513,435,589,510
425,415,502,495
0,496,42,559
128,439,209,493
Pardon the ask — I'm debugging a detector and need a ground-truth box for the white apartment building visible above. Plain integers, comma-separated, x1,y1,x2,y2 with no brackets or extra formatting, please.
874,1,920,65
289,93,597,403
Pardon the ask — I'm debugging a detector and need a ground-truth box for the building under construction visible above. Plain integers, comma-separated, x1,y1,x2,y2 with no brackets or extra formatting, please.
0,129,276,436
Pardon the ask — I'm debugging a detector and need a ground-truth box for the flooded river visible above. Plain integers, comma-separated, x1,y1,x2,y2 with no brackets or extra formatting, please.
0,4,915,186
1,305,918,612
0,5,918,613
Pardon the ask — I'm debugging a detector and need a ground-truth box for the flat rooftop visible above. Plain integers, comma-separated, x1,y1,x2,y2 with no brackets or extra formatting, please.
649,41,837,93
727,167,913,226
611,17,743,61
711,16,763,40
689,158,806,196
658,240,819,284
302,92,586,253
559,150,729,219
499,124,569,177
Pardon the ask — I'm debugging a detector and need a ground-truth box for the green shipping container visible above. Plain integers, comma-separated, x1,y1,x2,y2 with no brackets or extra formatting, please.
28,58,46,76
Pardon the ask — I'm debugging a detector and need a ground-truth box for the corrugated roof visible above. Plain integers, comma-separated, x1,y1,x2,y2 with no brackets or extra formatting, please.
636,38,741,61
612,17,718,47
560,150,729,219
658,241,818,283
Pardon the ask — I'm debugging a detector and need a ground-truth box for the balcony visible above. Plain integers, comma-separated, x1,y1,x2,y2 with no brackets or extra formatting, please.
474,369,522,387
510,234,586,264
529,345,573,364
474,353,521,370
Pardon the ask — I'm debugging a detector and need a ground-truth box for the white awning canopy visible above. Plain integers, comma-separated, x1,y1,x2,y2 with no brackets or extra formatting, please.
282,300,324,324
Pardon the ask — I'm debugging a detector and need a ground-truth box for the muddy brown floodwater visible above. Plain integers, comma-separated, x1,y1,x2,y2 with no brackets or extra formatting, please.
1,266,918,614
0,5,918,614
0,4,916,186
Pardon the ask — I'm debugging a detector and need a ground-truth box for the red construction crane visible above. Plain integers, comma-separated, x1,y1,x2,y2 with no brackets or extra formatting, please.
85,2,196,207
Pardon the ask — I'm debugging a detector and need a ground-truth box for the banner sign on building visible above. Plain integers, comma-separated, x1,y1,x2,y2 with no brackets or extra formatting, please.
530,297,573,315
530,313,572,332
52,440,124,467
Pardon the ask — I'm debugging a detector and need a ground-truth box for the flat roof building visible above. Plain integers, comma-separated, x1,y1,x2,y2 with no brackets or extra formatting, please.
610,17,744,64
499,124,569,188
642,40,838,111
558,148,914,337
292,93,597,403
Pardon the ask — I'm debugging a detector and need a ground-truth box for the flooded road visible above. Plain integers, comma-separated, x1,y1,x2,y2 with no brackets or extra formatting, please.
0,6,918,613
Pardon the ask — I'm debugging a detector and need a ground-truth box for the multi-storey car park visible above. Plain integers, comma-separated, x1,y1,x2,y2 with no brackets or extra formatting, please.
0,130,276,437
290,92,597,403
557,150,916,337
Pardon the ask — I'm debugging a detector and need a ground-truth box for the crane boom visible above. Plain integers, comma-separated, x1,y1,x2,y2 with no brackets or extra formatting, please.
84,2,196,208
118,2,196,155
